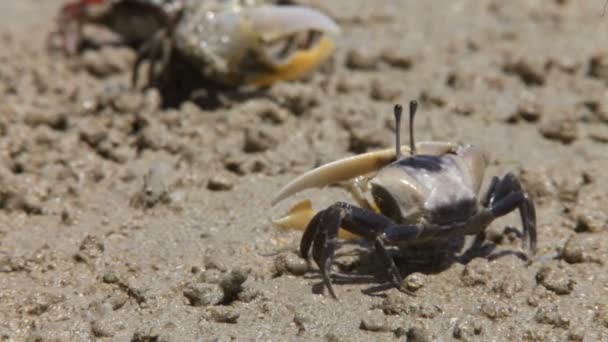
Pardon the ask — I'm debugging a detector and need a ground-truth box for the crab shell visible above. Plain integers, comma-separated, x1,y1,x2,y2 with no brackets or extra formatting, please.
48,0,183,54
271,141,487,240
173,1,340,86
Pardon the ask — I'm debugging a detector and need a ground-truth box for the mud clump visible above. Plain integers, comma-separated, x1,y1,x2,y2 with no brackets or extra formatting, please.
503,58,546,86
207,175,234,191
273,252,309,276
539,117,578,144
346,48,379,70
535,304,570,329
453,317,483,340
561,234,605,264
359,310,392,332
402,272,426,293
183,283,224,306
535,265,576,295
461,258,492,286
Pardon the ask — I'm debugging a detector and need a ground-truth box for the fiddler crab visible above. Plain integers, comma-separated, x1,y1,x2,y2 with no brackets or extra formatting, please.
48,0,340,87
272,101,537,299
47,0,184,54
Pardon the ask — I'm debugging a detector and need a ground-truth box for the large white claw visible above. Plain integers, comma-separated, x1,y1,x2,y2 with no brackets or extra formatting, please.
271,141,458,206
246,5,341,40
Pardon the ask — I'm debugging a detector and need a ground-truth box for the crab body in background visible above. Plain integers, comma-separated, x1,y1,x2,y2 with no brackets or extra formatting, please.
49,0,340,89
48,0,184,53
272,102,537,299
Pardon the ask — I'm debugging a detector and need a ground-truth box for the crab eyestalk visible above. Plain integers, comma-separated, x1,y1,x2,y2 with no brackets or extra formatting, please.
409,100,418,156
393,104,403,160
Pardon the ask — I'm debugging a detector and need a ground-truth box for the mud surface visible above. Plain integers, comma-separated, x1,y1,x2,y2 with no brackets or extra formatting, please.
1,1,608,341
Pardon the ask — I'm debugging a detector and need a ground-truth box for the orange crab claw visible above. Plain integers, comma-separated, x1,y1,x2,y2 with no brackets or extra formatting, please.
250,35,335,87
238,5,340,86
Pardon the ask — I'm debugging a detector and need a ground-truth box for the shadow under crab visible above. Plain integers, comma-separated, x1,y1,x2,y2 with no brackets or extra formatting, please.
302,229,529,298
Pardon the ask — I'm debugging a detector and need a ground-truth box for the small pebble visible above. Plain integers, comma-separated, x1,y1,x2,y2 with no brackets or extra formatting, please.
561,234,603,264
24,109,67,130
346,48,378,70
588,52,608,82
492,276,523,299
461,258,491,286
204,307,239,324
243,126,279,153
91,316,125,338
183,283,224,306
406,326,433,342
24,292,65,316
539,117,578,144
453,317,483,339
503,58,545,86
207,175,234,191
527,286,555,308
199,268,224,284
517,93,543,122
380,48,412,69
104,292,129,311
0,254,25,273
370,79,402,101
574,205,607,233
480,299,512,320
112,92,144,113
403,273,425,292
274,252,309,276
102,271,119,284
567,327,585,341
535,304,570,328
359,310,391,332
293,311,312,334
373,292,408,315
237,286,263,303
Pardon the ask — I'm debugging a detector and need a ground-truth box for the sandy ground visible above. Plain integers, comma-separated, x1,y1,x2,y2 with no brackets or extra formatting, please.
0,0,608,341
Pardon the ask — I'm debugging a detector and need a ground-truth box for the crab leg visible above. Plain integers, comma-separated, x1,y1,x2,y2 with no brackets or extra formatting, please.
301,201,423,299
271,141,458,205
272,199,361,240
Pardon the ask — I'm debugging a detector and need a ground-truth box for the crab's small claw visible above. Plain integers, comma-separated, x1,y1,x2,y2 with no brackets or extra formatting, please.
272,142,458,205
272,199,360,240
241,5,340,86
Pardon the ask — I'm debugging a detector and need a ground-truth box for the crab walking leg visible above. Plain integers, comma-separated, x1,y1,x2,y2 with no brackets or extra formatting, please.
301,202,423,299
272,199,362,240
484,173,538,255
480,176,500,208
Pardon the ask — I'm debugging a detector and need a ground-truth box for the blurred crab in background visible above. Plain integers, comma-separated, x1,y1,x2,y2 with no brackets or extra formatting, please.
48,0,340,105
47,0,184,54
